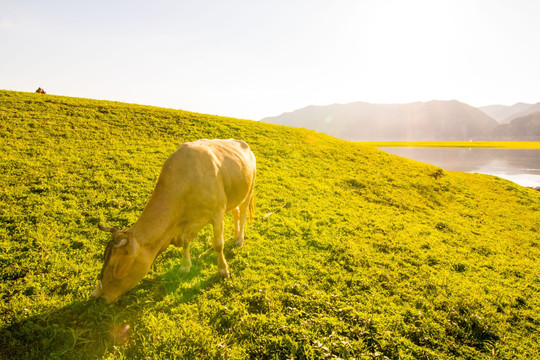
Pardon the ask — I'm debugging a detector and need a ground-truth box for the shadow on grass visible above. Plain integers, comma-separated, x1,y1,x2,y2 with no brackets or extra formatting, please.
1,298,119,360
0,255,226,360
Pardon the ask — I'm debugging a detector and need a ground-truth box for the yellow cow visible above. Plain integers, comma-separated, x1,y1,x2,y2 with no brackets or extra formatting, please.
92,139,256,304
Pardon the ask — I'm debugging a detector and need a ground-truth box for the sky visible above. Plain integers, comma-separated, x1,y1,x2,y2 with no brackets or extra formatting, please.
2,0,540,120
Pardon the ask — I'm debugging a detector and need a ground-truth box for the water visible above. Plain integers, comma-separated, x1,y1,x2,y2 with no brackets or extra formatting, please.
381,148,540,188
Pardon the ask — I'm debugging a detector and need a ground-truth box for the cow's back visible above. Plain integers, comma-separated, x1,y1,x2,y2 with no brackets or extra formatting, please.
160,139,255,215
204,139,256,211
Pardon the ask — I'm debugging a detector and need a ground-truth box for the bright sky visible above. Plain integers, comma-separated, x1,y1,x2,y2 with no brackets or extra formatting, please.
2,0,540,120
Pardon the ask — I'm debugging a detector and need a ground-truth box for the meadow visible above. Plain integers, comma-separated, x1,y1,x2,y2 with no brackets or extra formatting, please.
1,90,539,359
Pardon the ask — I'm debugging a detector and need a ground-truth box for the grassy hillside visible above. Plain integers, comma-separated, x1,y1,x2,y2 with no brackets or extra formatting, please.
1,90,539,359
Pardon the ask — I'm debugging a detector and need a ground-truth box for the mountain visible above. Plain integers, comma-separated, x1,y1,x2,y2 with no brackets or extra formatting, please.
263,100,500,141
480,102,540,124
491,111,540,140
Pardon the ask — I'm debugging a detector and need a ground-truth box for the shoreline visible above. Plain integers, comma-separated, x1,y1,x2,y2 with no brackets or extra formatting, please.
361,141,540,149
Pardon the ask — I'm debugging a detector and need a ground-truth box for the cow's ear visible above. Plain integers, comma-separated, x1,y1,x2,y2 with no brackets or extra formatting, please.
113,238,140,279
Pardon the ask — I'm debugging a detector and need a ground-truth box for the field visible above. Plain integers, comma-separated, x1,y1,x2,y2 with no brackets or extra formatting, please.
361,141,540,149
1,90,539,359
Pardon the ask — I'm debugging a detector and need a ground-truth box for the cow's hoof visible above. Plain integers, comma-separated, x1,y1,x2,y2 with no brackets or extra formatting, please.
219,268,230,279
235,238,244,247
179,265,191,274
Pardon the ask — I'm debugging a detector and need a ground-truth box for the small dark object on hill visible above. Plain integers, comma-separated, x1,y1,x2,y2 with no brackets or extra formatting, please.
430,168,444,179
529,186,540,191
35,87,46,94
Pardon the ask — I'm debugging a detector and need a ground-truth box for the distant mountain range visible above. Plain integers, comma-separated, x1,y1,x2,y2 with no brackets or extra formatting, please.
479,102,540,124
262,100,540,141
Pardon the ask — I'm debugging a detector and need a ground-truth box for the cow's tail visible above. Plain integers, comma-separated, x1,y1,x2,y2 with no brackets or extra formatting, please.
248,193,255,224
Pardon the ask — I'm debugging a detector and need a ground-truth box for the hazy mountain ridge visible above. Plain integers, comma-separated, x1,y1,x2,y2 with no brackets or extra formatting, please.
491,111,540,140
480,102,540,124
263,100,540,141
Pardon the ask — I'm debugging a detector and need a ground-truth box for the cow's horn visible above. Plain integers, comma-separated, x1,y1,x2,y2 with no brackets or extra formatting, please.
113,238,128,248
98,224,119,234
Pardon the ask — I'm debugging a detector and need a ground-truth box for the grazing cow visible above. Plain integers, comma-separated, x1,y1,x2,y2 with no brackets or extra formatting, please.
35,87,46,94
92,139,256,304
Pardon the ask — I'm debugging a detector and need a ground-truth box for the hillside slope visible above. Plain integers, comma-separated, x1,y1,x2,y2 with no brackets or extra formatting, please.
1,90,539,359
263,100,499,141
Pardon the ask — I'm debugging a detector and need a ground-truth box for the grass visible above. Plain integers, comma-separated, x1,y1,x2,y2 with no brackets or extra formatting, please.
361,141,540,148
1,90,539,359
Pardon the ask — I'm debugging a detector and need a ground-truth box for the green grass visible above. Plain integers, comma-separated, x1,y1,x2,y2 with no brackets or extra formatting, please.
1,90,539,359
361,141,540,148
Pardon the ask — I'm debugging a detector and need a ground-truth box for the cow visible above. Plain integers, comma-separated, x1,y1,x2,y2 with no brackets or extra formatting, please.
35,87,46,94
91,139,256,304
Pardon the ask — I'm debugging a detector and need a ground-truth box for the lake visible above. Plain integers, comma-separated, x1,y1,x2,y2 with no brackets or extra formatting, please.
381,148,540,188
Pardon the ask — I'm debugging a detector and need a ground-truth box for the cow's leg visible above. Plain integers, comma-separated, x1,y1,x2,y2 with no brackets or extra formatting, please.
178,221,206,274
179,241,191,273
212,212,229,278
235,199,250,247
232,207,240,239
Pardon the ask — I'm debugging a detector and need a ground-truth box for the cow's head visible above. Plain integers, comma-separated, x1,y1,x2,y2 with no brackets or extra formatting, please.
92,224,150,304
